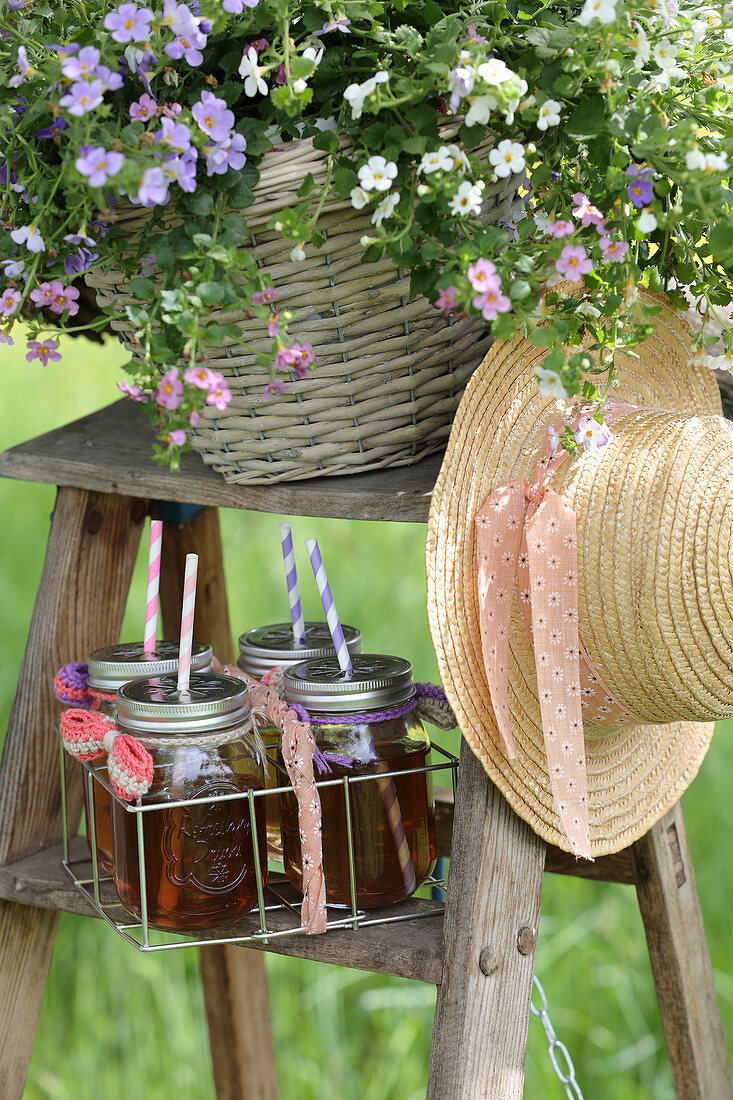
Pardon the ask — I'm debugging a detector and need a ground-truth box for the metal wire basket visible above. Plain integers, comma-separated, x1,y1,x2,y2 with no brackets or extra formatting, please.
59,733,458,952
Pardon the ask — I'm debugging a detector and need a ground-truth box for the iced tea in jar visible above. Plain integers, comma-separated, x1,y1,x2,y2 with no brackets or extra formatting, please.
237,621,361,858
112,671,265,932
83,641,213,874
280,654,436,907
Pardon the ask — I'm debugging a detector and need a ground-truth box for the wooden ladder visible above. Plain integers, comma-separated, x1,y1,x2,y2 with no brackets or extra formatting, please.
0,401,730,1100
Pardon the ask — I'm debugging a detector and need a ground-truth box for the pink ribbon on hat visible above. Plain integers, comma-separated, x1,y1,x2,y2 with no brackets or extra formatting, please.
60,709,154,801
476,404,643,859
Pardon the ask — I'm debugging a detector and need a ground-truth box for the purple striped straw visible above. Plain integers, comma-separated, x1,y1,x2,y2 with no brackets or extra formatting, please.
280,522,305,644
306,539,352,675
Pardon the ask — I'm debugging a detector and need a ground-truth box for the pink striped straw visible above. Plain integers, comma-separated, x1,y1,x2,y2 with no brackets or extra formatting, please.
143,520,163,657
306,539,352,676
176,553,198,696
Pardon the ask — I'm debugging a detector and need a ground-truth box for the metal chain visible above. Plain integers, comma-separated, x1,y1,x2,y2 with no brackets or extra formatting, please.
530,975,585,1100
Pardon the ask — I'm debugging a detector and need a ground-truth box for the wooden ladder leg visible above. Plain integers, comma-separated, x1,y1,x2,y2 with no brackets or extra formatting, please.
631,800,733,1100
0,488,145,1100
159,505,279,1100
428,740,546,1099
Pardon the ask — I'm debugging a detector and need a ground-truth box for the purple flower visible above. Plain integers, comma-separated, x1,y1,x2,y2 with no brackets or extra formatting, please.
627,177,654,207
130,92,157,121
435,286,459,315
164,428,187,446
251,288,279,305
9,1,27,9
35,117,66,141
0,289,21,318
314,15,351,34
63,232,96,247
263,378,290,400
290,343,314,379
204,132,247,175
75,145,125,187
118,379,148,402
96,65,124,91
131,166,169,207
9,46,34,88
164,148,198,193
192,90,234,142
49,282,80,316
165,29,207,67
1,258,25,278
104,4,154,44
49,43,79,59
448,66,474,113
161,102,182,118
59,79,104,116
574,416,612,452
162,0,200,34
223,0,260,11
155,368,183,409
599,236,630,263
0,332,15,346
555,245,593,282
26,338,62,365
61,45,100,80
65,248,98,275
156,117,192,154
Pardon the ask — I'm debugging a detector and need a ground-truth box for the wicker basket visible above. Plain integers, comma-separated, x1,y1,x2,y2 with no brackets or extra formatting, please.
87,135,518,484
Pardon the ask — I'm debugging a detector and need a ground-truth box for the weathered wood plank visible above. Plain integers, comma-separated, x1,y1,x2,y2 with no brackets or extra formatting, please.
0,401,440,524
428,742,546,1099
159,506,278,1100
631,801,733,1100
0,840,445,984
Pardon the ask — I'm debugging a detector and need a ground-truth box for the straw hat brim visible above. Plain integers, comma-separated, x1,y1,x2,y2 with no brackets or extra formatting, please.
426,294,720,856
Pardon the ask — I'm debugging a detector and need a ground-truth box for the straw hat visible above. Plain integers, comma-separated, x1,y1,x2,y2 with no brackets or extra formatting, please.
427,293,731,857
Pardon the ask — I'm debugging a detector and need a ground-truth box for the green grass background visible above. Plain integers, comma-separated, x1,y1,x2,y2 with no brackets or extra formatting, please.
1,331,731,1099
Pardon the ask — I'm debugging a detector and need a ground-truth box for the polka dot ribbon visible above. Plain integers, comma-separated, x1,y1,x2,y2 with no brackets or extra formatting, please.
475,403,643,859
60,709,154,802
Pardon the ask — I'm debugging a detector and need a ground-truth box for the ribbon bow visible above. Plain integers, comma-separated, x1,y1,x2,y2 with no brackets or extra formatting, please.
476,434,592,858
60,709,154,801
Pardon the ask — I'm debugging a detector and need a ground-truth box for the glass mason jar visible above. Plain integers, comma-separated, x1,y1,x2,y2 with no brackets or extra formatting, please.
83,641,213,875
280,654,436,908
112,671,265,933
237,621,361,859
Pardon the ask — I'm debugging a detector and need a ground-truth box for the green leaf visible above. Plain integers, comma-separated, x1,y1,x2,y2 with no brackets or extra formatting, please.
130,277,155,300
312,129,340,153
564,94,606,139
197,281,225,306
297,172,318,198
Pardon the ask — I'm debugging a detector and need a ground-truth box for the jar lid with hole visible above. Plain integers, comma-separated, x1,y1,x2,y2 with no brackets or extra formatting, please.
283,654,414,713
237,621,361,678
86,641,213,692
116,673,249,734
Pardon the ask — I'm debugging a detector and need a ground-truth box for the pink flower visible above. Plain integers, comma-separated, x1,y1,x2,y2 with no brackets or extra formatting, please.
267,312,281,337
467,258,498,291
26,338,62,365
571,192,605,228
0,288,21,317
274,346,297,372
30,282,55,308
252,287,280,306
189,408,201,426
156,367,183,409
290,342,314,379
165,428,187,446
117,379,148,402
130,92,157,121
598,236,630,263
555,245,593,282
435,286,459,315
49,282,80,317
263,378,290,400
183,364,214,388
206,378,232,410
574,416,612,452
547,220,574,239
0,330,14,345
473,287,511,320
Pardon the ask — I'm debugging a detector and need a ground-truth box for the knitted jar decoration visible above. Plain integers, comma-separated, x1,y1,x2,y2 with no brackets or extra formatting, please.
60,709,154,801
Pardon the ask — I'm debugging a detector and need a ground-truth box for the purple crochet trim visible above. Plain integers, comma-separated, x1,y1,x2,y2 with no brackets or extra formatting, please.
312,747,353,775
291,696,419,726
61,662,89,688
415,682,449,705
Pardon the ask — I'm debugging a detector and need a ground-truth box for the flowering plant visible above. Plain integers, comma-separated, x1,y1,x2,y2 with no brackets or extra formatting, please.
2,0,732,465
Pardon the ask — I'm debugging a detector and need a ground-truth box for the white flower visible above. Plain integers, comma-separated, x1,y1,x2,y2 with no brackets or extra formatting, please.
723,1,733,19
489,139,526,178
357,155,397,192
449,180,484,217
537,98,561,130
343,70,388,120
637,209,658,233
442,143,471,172
239,47,268,97
577,0,617,24
576,301,601,318
629,25,650,67
290,245,306,262
653,39,678,70
350,186,370,210
623,278,640,308
686,144,729,173
360,234,376,247
536,367,568,399
372,191,400,226
465,95,496,128
10,224,45,252
303,45,324,67
705,152,729,172
703,350,733,371
533,210,553,234
418,147,454,174
476,58,514,86
574,415,612,451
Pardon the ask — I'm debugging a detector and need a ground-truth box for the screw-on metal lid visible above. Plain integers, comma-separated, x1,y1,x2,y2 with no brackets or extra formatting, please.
237,621,362,678
283,654,414,713
86,641,213,692
116,673,249,734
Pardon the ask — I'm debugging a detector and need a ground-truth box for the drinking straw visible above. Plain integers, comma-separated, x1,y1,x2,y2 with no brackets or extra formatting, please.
280,522,306,644
176,553,198,696
305,538,416,895
143,520,163,658
305,539,352,675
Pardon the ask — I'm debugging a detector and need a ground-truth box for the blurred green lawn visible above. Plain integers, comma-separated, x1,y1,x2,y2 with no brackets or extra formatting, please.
1,331,731,1099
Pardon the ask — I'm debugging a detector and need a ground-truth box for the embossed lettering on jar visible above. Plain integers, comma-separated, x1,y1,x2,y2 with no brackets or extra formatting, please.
112,672,266,932
280,654,436,908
